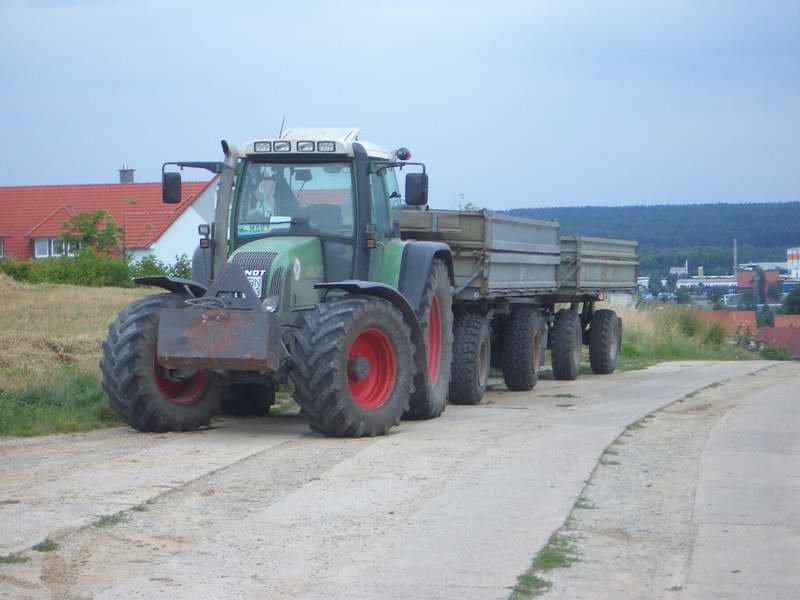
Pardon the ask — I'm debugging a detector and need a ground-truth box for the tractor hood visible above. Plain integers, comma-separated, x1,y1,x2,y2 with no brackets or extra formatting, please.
229,236,325,315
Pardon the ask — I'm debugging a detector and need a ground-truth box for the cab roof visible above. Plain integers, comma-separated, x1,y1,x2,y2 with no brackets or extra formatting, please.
240,127,395,160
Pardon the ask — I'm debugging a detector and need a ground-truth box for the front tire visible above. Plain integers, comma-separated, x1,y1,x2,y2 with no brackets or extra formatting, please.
551,308,582,381
589,309,621,374
501,308,547,391
405,259,453,419
290,296,416,437
100,293,223,432
449,313,491,405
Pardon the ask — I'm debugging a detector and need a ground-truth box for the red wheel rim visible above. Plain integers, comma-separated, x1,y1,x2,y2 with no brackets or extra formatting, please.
427,295,442,384
153,356,209,406
348,328,397,410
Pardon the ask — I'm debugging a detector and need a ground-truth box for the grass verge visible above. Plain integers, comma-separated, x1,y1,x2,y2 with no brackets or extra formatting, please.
0,365,119,437
511,533,579,598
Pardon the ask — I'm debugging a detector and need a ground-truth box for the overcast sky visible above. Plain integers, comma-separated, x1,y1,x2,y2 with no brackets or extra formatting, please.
1,0,798,209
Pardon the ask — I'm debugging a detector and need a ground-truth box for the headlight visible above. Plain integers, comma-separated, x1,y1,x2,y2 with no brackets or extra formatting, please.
317,141,336,152
273,141,291,152
297,141,315,152
253,141,271,152
262,296,279,312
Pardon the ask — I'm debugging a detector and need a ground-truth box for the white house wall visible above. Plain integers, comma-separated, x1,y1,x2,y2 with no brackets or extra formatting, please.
136,183,216,264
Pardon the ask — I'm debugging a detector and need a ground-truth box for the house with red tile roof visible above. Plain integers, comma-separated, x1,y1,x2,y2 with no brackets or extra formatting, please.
774,314,800,328
0,175,216,264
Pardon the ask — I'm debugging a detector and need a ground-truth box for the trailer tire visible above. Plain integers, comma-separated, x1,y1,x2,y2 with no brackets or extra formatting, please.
221,382,276,416
501,308,547,391
100,293,223,432
589,309,621,374
290,296,416,437
551,308,582,381
405,259,453,419
448,313,491,404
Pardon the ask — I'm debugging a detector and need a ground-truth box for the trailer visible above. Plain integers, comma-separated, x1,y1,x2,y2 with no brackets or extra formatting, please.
401,208,638,403
100,127,639,437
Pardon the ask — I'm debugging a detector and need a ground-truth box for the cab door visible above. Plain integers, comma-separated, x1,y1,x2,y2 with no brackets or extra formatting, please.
368,168,394,280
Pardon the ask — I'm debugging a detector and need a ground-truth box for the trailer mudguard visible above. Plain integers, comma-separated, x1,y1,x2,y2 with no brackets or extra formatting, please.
315,280,432,406
134,276,207,298
398,241,455,311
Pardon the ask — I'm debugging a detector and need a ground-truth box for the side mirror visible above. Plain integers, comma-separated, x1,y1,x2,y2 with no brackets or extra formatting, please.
162,172,182,204
405,172,428,206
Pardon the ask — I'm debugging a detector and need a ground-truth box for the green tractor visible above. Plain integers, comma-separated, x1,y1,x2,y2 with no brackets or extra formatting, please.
101,128,454,437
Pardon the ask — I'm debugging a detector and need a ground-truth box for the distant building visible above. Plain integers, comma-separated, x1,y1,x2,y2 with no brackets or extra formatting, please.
736,270,781,290
676,275,736,289
669,260,688,277
739,261,789,272
788,248,800,278
0,169,216,263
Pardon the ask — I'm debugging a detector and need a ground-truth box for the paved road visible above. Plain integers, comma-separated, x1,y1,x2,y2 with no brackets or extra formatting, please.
0,361,784,599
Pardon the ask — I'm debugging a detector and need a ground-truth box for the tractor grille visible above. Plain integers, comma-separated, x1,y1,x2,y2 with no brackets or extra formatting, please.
231,251,278,299
269,267,284,297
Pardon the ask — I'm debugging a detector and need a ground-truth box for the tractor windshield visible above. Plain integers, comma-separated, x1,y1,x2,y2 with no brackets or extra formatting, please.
236,162,355,239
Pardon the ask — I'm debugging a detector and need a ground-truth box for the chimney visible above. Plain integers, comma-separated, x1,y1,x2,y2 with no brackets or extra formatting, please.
119,162,135,184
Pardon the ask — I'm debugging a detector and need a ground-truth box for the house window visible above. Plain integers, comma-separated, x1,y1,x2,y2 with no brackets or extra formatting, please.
33,238,76,259
34,239,50,258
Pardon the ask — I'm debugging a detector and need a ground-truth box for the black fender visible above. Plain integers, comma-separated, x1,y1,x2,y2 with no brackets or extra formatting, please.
399,241,455,313
315,280,432,407
134,276,207,298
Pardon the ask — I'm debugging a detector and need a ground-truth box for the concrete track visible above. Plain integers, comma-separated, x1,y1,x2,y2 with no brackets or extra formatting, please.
0,361,792,599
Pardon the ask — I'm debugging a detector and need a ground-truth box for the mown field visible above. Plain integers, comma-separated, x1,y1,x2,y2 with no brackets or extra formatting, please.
0,273,757,437
0,274,149,436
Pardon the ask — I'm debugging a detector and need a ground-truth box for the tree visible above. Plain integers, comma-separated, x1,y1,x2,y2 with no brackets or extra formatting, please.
60,210,125,257
783,286,800,314
738,289,756,310
707,287,726,310
767,281,783,303
675,288,691,304
757,305,774,327
666,273,679,293
648,276,664,296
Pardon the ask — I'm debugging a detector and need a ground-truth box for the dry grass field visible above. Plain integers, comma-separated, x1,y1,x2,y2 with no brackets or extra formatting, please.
0,274,150,435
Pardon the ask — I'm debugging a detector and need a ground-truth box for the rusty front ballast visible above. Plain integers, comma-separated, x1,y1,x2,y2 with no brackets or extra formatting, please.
156,263,281,372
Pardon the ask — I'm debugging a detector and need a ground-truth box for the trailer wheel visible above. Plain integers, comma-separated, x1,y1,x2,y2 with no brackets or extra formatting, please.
551,308,582,381
448,313,491,404
290,296,416,437
100,293,223,432
221,382,276,416
501,308,547,391
589,309,621,374
405,259,453,419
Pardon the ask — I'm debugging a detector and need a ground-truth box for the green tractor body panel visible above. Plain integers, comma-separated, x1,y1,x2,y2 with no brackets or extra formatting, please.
375,238,407,289
229,236,325,323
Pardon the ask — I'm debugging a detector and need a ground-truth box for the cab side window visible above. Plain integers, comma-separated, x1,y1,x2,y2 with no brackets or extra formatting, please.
369,172,391,236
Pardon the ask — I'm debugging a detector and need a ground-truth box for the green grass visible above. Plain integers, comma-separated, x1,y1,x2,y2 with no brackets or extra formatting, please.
32,539,59,552
511,533,579,598
0,365,119,437
0,553,30,565
616,306,753,372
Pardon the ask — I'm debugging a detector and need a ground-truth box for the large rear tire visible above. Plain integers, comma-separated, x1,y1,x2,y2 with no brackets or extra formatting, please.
501,308,547,391
589,309,621,374
405,259,453,419
551,308,582,381
448,313,491,405
290,296,416,437
100,293,223,432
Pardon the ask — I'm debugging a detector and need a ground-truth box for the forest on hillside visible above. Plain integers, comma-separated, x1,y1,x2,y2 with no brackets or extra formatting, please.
507,202,800,276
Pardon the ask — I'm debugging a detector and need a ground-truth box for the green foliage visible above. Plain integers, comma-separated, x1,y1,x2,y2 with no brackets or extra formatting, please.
767,281,784,302
738,289,756,310
783,286,800,315
759,345,793,361
0,365,119,436
60,210,125,256
0,254,131,287
617,307,752,372
1,254,190,288
128,254,191,279
675,288,691,304
509,203,799,276
756,305,774,327
648,276,664,295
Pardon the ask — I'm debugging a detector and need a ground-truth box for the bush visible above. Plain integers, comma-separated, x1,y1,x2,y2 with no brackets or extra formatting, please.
759,345,793,361
702,321,726,347
0,257,33,281
128,254,191,280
